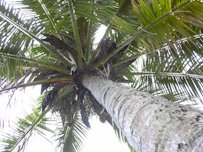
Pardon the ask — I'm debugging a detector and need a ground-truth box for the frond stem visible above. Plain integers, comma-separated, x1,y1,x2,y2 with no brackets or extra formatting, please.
132,72,203,79
85,0,94,63
0,12,72,65
9,108,50,152
93,0,128,53
112,52,147,68
0,52,70,74
37,0,60,35
0,77,74,93
68,0,83,66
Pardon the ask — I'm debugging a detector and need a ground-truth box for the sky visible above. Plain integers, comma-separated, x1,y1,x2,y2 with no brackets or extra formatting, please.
0,86,131,152
26,116,131,152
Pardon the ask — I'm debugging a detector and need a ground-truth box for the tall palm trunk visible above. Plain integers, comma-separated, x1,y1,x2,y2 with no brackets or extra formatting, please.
81,75,203,152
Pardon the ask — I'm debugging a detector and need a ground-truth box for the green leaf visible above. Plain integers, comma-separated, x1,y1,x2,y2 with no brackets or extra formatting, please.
1,107,52,152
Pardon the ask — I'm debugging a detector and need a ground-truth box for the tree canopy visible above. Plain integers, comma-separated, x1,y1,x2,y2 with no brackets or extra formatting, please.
0,0,203,152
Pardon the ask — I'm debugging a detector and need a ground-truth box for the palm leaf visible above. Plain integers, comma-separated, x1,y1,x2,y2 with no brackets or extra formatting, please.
54,112,88,152
0,76,73,93
94,1,203,67
131,0,203,50
112,123,136,152
21,0,72,33
1,107,52,152
63,112,88,152
36,0,59,34
0,1,73,67
133,38,203,102
0,1,42,80
68,0,83,65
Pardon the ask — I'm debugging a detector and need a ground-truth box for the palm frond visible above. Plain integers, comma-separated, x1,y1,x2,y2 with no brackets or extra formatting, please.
0,1,43,80
0,11,43,43
46,87,89,152
63,113,88,152
0,11,72,65
0,0,73,66
36,0,59,34
0,1,40,81
0,1,76,88
83,0,94,63
75,0,137,47
68,0,83,66
1,107,52,152
94,1,203,67
0,76,73,93
21,0,72,34
112,123,136,152
54,112,88,152
131,0,203,50
0,52,70,74
133,38,203,103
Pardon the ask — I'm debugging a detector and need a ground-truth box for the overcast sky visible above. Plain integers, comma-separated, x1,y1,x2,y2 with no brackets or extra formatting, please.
0,86,130,152
26,116,131,152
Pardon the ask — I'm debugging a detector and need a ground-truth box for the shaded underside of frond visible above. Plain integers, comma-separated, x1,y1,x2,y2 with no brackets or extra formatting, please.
133,35,203,103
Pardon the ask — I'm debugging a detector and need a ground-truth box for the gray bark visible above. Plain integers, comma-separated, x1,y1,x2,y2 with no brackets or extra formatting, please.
81,75,203,152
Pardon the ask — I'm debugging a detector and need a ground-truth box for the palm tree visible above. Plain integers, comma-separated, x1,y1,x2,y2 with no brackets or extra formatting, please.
0,0,203,151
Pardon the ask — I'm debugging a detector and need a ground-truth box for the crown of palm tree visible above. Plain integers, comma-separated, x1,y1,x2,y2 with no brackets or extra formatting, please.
0,0,203,152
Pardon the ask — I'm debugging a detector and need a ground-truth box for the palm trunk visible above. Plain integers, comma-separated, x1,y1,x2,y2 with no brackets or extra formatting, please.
81,75,203,152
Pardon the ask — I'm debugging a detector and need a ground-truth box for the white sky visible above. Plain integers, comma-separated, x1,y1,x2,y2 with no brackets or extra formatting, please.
26,116,131,152
0,87,131,152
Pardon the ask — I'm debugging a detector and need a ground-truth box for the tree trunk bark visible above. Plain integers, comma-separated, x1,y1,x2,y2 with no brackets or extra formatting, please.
81,75,203,152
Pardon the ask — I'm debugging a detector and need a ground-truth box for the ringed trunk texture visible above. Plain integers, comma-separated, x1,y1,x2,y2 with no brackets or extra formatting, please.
81,75,203,152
